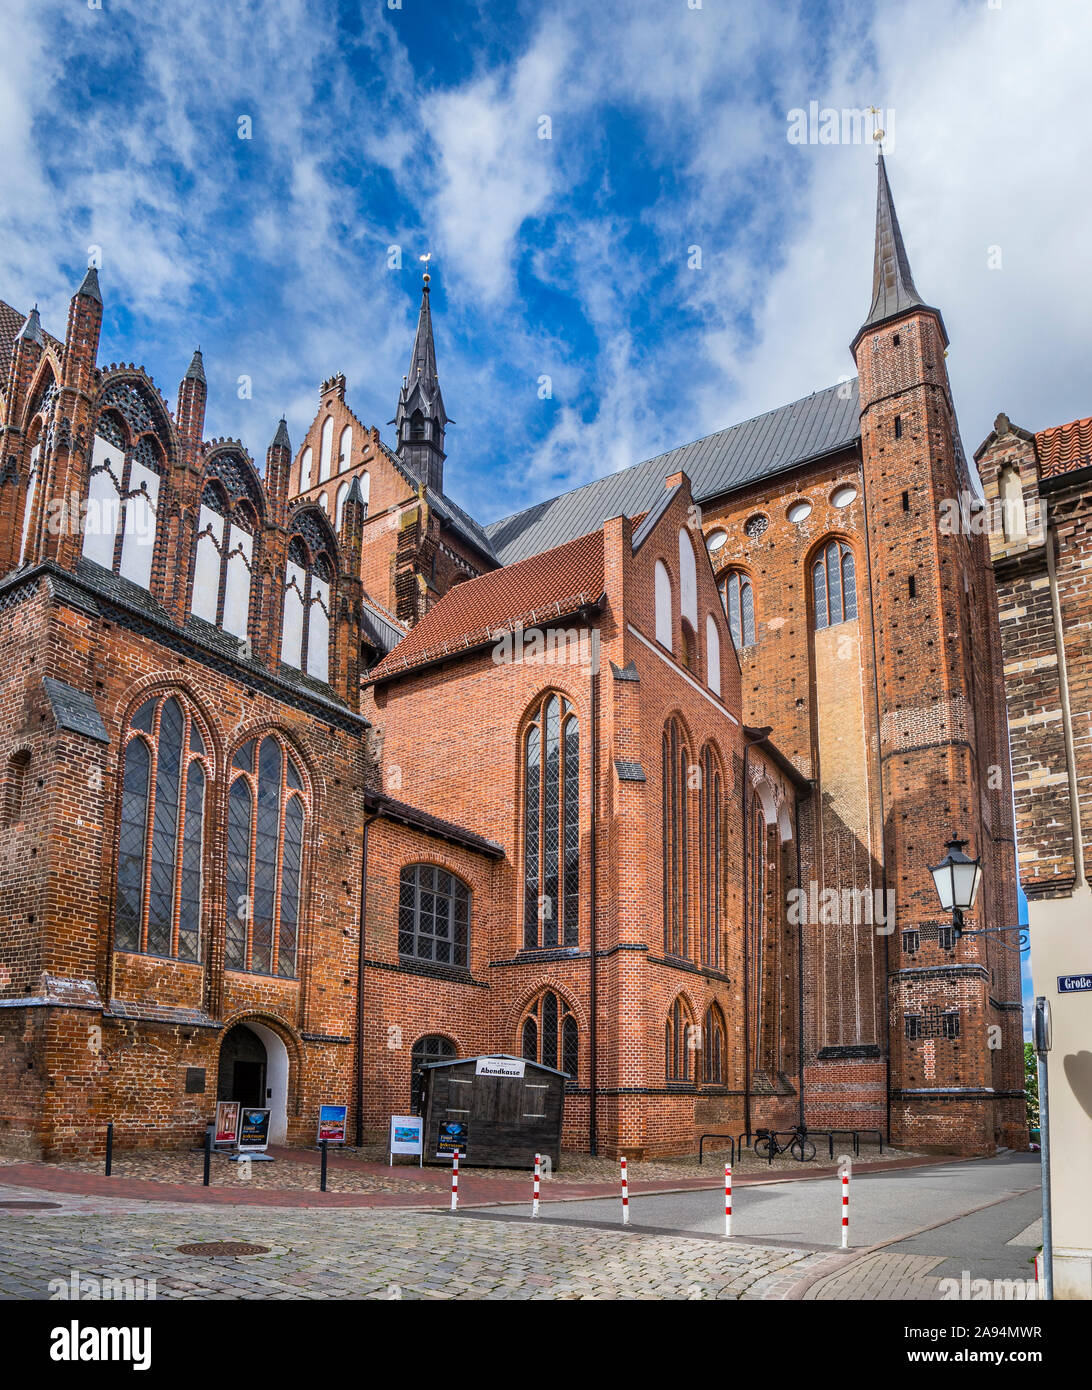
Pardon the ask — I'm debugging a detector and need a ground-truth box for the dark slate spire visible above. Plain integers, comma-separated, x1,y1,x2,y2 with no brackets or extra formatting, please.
347,473,365,505
272,415,291,452
77,265,102,304
393,269,450,494
16,305,44,345
853,154,946,351
184,347,206,384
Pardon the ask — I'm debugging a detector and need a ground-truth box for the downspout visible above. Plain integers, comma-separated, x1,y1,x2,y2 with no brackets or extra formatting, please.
742,740,752,1138
355,811,380,1148
588,663,599,1156
1046,526,1087,888
795,790,806,1129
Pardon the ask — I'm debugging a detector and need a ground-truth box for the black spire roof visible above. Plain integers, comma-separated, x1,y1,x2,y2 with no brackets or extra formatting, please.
184,348,206,384
77,265,102,305
853,155,946,350
395,278,448,431
271,416,291,452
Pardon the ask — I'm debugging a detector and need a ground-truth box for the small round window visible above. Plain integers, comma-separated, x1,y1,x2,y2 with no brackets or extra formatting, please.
744,513,769,540
831,485,858,508
706,528,727,553
787,500,812,524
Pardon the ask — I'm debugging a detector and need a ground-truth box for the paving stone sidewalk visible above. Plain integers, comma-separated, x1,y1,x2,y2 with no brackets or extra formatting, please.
0,1189,826,1301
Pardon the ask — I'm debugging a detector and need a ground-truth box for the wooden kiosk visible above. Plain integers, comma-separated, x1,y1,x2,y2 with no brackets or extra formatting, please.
421,1054,567,1169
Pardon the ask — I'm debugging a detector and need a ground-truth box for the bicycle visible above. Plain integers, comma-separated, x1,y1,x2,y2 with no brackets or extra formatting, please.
753,1124,816,1162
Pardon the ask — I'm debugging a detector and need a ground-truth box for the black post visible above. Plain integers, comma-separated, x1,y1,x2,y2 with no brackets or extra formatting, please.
203,1126,212,1186
320,1139,328,1193
104,1122,113,1177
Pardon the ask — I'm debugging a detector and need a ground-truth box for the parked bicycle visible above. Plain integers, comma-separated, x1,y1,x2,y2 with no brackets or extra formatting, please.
753,1124,816,1162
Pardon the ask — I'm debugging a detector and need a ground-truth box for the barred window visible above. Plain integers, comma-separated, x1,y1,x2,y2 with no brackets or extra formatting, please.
902,929,920,955
523,693,579,949
942,1011,960,1039
703,1005,726,1084
720,570,754,649
813,540,857,630
666,996,694,1081
398,864,470,968
411,1034,457,1114
700,745,723,968
520,991,578,1078
225,734,307,979
662,717,690,958
115,694,208,962
905,1014,923,1041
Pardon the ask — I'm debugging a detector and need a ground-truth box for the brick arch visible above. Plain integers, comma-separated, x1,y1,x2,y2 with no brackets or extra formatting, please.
218,1009,305,1118
94,369,178,462
515,683,587,734
665,986,700,1023
113,678,223,772
223,720,322,809
505,978,590,1040
20,356,60,433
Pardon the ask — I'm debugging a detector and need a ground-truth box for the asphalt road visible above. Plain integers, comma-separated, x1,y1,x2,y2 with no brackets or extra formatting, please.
493,1154,1043,1280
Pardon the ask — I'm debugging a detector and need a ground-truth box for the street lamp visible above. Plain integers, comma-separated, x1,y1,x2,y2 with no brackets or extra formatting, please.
928,836,983,938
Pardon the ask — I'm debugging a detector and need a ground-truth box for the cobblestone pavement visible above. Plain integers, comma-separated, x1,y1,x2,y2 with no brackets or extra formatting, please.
0,1186,826,1300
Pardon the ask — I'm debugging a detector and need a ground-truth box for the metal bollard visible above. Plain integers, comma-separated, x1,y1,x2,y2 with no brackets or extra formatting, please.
203,1125,212,1186
320,1139,329,1192
105,1122,113,1177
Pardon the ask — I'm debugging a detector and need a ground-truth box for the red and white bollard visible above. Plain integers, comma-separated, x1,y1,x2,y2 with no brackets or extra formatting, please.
451,1150,459,1212
840,1170,849,1248
725,1163,733,1237
620,1156,630,1225
532,1153,541,1219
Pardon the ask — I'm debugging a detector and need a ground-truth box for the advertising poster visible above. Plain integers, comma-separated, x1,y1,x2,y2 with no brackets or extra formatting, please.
237,1107,271,1151
436,1121,468,1158
389,1115,424,1157
317,1104,348,1144
214,1100,240,1146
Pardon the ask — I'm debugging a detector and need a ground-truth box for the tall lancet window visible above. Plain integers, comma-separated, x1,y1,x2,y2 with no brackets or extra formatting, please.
720,570,754,650
338,425,353,473
115,693,209,962
225,735,308,979
18,442,41,567
662,717,690,958
318,416,333,482
523,693,580,949
190,452,262,642
82,396,166,591
280,514,335,684
813,540,857,630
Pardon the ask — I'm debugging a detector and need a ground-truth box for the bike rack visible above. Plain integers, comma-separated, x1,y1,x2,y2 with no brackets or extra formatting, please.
697,1134,736,1166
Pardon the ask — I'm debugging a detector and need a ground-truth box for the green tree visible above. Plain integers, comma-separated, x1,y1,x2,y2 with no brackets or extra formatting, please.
1024,1043,1040,1129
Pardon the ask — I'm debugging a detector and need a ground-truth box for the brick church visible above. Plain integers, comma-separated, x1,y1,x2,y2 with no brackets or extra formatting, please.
0,157,1027,1160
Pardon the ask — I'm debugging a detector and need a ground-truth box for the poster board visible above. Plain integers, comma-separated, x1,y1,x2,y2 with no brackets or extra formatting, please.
237,1107,271,1152
214,1101,240,1147
317,1104,348,1144
388,1115,424,1167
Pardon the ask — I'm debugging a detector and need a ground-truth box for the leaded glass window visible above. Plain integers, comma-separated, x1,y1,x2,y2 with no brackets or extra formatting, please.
700,745,723,968
666,997,693,1081
813,541,857,630
523,694,579,948
397,864,470,968
520,991,577,1079
719,570,755,649
114,694,209,961
662,718,690,957
225,733,307,978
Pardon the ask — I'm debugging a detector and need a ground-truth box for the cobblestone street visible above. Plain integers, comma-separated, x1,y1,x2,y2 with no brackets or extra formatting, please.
0,1189,826,1300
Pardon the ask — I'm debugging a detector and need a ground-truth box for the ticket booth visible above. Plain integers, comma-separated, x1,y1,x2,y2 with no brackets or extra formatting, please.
422,1054,567,1169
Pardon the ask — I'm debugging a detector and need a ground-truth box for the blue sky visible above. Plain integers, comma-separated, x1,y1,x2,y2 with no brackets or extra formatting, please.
3,0,1090,534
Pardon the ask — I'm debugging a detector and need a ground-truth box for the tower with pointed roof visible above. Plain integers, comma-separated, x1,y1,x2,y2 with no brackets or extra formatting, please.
393,268,449,495
852,155,1023,1152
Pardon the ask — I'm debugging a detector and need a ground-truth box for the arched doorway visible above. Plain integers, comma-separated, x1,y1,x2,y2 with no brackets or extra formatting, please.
218,1021,290,1144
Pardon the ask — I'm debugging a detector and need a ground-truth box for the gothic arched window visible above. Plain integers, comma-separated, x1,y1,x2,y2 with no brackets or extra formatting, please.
411,1034,457,1113
665,996,694,1081
813,540,857,629
662,717,690,958
720,570,755,650
398,864,470,968
654,559,673,649
338,425,353,473
299,446,313,491
520,991,578,1079
335,481,350,531
115,693,209,962
318,416,334,482
82,386,169,591
225,734,308,979
191,459,260,641
700,744,723,968
281,516,335,684
523,693,579,949
703,1004,726,1084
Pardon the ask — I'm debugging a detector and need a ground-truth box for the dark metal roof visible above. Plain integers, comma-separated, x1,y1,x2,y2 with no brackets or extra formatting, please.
363,788,505,859
184,348,206,384
614,760,646,782
360,597,405,658
421,1052,568,1078
486,380,861,564
77,266,102,305
41,676,109,744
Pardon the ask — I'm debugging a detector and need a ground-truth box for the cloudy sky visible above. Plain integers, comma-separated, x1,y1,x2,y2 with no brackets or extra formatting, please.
2,0,1088,528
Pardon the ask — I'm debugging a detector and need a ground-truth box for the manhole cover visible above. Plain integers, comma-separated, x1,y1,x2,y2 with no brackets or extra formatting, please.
0,1200,62,1209
175,1241,270,1257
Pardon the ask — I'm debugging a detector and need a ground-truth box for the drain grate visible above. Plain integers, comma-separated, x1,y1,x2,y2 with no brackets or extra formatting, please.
175,1241,270,1257
0,1200,62,1209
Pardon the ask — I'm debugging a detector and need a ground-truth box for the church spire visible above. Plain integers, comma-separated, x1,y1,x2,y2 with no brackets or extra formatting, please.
393,261,450,495
853,154,946,351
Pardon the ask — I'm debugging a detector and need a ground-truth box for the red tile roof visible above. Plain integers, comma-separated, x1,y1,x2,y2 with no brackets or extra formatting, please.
370,529,605,682
1036,415,1092,479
